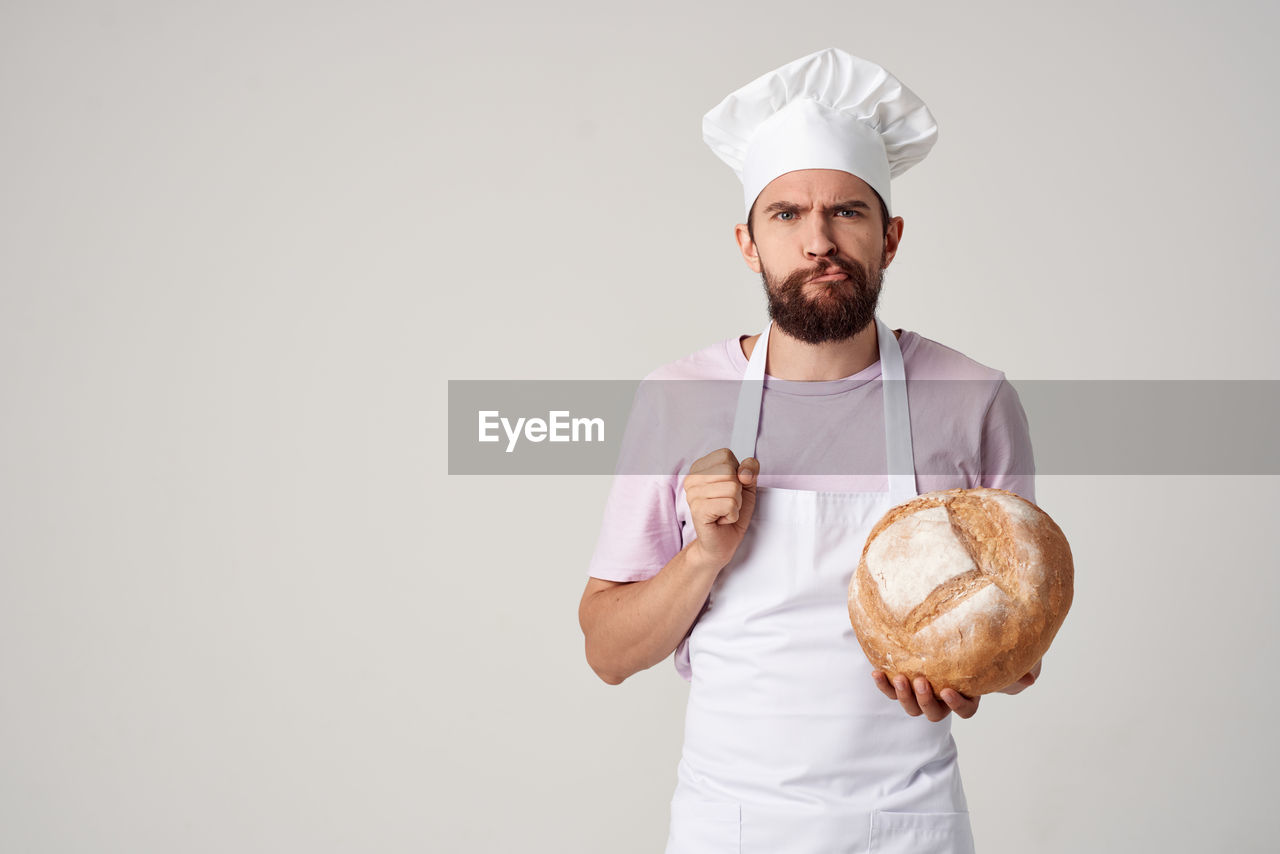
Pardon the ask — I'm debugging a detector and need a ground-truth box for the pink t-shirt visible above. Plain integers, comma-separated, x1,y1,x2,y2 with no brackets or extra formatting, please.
586,328,1036,678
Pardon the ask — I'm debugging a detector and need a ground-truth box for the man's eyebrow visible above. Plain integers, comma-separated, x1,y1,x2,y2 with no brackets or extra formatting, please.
761,199,872,214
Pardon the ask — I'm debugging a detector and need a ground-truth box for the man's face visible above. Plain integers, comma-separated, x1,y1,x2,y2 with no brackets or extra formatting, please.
735,169,903,344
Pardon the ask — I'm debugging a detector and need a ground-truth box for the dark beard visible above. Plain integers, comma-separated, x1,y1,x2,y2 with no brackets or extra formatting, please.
761,253,884,344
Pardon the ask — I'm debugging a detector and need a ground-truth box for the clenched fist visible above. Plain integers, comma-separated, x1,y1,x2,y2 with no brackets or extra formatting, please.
682,449,761,572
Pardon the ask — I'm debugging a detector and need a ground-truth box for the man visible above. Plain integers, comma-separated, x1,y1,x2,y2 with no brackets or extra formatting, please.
578,49,1038,853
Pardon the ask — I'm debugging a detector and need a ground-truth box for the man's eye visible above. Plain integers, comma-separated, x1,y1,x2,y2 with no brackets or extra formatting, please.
777,211,795,220
836,209,860,217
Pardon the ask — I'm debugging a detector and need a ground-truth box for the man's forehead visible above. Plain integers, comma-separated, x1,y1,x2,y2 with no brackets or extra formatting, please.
756,169,875,204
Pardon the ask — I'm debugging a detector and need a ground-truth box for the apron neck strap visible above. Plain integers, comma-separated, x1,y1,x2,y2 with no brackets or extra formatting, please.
876,316,917,504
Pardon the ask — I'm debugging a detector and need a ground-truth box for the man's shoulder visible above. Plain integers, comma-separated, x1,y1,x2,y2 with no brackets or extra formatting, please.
642,335,742,382
902,330,1008,381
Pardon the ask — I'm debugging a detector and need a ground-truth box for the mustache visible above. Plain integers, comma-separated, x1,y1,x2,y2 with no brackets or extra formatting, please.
780,255,868,289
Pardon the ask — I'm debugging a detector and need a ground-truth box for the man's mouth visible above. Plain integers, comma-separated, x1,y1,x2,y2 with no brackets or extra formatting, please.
808,270,850,283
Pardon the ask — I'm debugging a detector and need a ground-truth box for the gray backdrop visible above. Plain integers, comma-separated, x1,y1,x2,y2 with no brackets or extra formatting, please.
2,1,1277,852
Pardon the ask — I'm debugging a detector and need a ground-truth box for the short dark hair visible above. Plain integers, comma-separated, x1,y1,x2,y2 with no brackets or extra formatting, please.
746,189,891,243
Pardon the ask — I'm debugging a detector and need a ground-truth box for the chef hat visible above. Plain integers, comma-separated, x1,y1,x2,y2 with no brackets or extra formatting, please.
702,48,938,219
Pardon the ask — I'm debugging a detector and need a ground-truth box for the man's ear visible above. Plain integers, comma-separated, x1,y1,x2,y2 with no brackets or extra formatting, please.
882,216,905,269
734,223,762,274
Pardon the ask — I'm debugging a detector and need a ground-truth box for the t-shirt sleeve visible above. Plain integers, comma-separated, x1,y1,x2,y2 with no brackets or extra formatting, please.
978,377,1036,504
586,376,684,582
586,474,682,581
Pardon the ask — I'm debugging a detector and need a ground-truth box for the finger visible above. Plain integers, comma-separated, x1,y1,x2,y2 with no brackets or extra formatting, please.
940,689,981,719
685,484,744,524
871,670,897,700
996,669,1037,695
688,449,741,476
913,676,949,723
893,674,922,716
685,481,742,505
683,469,741,493
737,457,760,484
698,497,741,525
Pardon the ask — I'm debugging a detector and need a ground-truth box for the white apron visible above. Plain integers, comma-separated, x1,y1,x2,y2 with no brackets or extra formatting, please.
666,317,976,854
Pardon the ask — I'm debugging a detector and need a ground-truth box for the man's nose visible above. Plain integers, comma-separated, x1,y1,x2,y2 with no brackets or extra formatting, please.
803,217,837,258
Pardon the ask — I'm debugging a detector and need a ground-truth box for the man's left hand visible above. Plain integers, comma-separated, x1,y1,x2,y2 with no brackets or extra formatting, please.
871,659,1042,722
993,658,1041,696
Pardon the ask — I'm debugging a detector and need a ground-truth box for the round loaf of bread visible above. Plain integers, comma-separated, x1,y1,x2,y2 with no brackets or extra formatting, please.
848,488,1073,697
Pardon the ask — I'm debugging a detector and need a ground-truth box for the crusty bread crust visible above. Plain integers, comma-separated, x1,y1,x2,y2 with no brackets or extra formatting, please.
848,488,1073,697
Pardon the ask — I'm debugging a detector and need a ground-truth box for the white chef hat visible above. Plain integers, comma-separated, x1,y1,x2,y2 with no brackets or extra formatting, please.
702,48,938,219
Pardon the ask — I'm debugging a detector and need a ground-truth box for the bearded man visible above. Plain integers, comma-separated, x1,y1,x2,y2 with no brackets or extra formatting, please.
578,48,1039,854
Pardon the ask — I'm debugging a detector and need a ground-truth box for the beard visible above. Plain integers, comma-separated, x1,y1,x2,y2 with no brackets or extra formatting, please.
761,251,884,344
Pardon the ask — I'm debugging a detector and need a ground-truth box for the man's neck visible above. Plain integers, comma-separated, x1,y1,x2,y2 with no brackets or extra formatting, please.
739,323,898,381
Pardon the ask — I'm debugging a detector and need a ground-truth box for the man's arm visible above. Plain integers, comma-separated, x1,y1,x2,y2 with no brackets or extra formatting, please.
578,543,721,685
579,452,760,685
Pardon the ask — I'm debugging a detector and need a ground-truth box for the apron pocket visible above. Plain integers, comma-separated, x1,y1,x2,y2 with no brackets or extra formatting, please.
666,799,740,854
869,810,975,854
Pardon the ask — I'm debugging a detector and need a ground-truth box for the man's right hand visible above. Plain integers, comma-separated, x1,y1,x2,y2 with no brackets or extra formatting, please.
682,449,760,572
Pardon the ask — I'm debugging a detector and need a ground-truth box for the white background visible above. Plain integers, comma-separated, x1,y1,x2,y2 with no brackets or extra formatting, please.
2,1,1277,851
